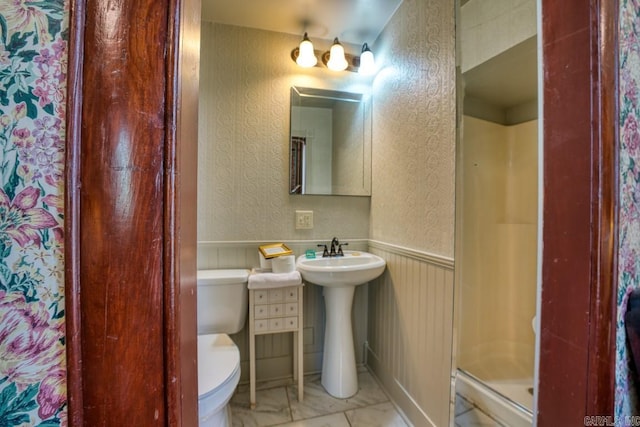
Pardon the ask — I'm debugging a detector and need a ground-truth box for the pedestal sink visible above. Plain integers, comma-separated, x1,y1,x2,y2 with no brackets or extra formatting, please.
296,251,386,398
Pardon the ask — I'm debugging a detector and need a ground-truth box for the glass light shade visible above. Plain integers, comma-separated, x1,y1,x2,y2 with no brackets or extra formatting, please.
358,43,375,75
296,33,317,68
327,38,348,71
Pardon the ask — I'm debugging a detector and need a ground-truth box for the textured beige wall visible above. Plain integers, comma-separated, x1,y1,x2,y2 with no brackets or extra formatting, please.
198,23,371,242
365,1,456,425
457,116,538,381
370,0,456,257
460,0,537,72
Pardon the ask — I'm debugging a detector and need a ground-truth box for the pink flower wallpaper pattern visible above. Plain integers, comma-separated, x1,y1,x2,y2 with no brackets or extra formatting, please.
616,0,640,421
0,0,68,424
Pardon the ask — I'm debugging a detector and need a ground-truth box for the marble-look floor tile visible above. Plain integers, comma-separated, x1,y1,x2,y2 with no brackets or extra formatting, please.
236,377,294,394
455,407,503,427
287,372,389,421
230,386,292,427
275,413,351,427
455,394,473,415
345,402,409,427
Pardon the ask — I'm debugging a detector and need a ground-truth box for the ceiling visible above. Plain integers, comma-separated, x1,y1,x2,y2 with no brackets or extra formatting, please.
201,0,403,45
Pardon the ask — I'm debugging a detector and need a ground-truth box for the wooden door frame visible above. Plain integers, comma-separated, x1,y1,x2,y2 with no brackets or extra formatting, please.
64,0,199,424
538,0,618,422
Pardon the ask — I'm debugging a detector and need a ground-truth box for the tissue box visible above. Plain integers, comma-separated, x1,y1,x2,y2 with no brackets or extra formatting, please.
259,253,272,269
258,243,293,270
271,255,295,274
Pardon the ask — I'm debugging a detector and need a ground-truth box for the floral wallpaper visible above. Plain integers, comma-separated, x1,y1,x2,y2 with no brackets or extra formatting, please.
0,0,68,425
616,0,640,420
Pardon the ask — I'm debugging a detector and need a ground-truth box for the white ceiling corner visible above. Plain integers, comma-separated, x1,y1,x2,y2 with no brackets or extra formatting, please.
201,0,403,45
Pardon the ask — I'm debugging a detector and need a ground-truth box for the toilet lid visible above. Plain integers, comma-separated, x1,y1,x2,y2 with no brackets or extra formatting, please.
197,334,240,397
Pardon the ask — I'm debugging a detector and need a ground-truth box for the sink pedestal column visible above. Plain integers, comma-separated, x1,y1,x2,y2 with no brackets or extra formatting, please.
321,285,358,398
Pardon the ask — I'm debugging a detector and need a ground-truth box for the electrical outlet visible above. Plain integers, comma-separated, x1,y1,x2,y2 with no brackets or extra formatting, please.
295,210,313,229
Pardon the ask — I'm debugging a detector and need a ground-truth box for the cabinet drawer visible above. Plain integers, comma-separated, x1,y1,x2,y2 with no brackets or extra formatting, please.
268,289,284,302
269,304,284,317
254,305,269,319
268,318,283,331
284,317,298,330
254,319,268,332
284,287,298,301
285,302,299,316
254,290,268,304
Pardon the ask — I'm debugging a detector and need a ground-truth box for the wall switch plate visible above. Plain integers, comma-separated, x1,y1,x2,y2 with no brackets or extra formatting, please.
295,210,313,229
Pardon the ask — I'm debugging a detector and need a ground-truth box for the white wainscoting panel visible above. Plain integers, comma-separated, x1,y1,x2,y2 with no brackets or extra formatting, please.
367,241,455,427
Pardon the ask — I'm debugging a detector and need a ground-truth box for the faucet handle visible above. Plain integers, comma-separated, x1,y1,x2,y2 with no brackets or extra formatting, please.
317,244,329,257
337,242,348,256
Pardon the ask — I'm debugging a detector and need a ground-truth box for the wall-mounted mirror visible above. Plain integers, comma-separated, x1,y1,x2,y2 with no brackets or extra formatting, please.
289,86,371,196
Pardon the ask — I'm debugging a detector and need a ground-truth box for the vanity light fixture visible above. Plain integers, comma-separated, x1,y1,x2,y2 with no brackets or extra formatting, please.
291,35,375,74
295,32,317,68
325,38,349,71
358,43,375,75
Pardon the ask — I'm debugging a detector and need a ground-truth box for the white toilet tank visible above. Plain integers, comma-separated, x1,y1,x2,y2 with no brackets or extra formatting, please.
197,269,249,335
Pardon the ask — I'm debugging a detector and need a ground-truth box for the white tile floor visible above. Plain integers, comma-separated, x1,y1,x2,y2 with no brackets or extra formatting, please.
230,371,409,427
230,370,503,427
454,394,504,427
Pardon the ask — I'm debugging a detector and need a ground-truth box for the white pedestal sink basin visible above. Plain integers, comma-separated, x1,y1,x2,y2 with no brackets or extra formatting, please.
296,251,386,398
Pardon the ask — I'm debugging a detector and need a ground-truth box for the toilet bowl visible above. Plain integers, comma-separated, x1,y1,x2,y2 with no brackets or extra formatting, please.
196,269,249,427
198,333,241,427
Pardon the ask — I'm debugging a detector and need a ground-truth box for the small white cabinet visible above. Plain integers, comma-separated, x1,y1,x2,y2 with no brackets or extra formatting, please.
249,284,303,408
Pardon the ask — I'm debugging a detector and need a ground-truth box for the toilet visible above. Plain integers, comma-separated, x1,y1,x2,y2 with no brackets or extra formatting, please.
197,269,249,427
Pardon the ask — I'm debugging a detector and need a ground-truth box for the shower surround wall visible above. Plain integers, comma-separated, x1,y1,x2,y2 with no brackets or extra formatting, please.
367,0,456,426
457,116,538,384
